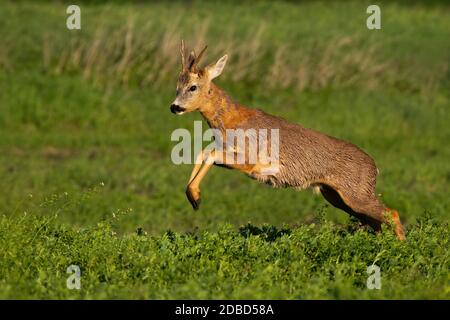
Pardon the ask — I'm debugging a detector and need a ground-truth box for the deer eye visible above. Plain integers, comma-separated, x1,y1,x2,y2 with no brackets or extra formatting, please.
189,85,197,92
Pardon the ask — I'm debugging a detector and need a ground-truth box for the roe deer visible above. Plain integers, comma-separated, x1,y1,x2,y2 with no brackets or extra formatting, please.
170,41,405,240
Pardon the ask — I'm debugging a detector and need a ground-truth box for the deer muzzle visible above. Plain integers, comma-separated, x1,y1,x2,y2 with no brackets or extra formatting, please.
170,104,186,115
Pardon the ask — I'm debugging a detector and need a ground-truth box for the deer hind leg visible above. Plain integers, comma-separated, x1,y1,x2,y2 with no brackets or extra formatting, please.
384,208,405,240
319,184,405,240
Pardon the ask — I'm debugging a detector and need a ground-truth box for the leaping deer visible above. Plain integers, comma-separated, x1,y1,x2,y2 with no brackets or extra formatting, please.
170,41,405,240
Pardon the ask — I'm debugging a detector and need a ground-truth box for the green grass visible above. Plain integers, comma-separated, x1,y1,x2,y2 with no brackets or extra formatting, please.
0,0,449,299
1,213,448,299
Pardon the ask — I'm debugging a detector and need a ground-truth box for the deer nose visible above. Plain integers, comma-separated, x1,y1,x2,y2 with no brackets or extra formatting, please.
170,104,185,114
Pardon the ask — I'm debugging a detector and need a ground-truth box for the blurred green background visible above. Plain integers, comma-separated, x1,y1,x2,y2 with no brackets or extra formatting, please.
0,0,448,235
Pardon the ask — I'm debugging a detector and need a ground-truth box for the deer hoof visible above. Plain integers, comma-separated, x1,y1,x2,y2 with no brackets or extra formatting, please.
186,188,201,210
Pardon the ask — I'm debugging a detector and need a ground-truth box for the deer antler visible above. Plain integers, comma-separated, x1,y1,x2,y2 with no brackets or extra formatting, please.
188,49,196,70
194,45,208,68
180,40,186,70
181,41,208,72
189,45,208,72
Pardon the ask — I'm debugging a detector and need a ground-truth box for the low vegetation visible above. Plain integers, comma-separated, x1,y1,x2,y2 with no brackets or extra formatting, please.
0,212,448,299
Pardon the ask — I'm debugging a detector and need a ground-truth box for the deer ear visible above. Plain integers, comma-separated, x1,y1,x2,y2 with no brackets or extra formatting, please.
206,54,228,80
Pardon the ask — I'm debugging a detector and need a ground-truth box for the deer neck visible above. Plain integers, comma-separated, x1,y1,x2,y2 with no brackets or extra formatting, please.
199,83,253,131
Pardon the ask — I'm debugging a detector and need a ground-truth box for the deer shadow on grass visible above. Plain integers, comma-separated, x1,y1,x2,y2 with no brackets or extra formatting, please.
238,223,291,242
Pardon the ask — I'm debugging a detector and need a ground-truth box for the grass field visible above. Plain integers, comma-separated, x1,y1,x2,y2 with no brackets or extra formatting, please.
0,0,449,299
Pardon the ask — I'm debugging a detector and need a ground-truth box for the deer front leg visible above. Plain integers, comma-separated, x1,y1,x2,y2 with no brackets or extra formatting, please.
186,150,216,210
188,149,209,185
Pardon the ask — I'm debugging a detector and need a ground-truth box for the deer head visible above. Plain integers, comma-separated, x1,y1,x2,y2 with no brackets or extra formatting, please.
170,40,228,115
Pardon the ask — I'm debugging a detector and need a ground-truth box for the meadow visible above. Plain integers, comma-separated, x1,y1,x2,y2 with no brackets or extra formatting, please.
0,0,449,299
